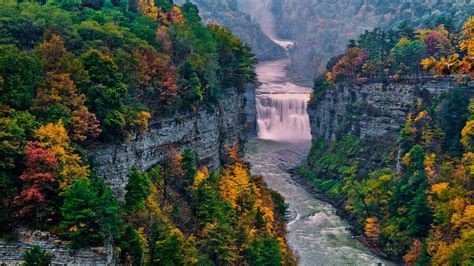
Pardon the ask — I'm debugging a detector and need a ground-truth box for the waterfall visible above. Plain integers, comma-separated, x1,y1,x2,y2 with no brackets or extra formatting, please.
256,93,312,142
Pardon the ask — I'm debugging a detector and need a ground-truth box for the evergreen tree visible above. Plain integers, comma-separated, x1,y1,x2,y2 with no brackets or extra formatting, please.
438,88,469,156
124,166,151,213
246,234,282,266
181,149,197,188
149,223,184,265
23,245,52,266
60,178,121,247
119,223,144,265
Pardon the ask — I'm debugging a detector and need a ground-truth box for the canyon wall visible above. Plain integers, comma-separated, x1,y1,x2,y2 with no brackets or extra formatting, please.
308,79,474,174
88,87,247,200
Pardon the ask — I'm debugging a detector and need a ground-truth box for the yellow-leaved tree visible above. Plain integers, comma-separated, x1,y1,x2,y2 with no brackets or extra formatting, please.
34,120,89,191
422,17,474,79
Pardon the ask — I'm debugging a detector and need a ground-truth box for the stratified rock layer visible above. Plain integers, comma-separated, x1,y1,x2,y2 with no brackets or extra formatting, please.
88,88,247,199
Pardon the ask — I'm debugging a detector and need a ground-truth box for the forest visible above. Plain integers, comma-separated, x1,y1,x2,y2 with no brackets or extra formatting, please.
302,17,474,264
0,0,295,264
270,0,473,83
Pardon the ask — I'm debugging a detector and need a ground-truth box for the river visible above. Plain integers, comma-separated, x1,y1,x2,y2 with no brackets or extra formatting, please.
245,43,394,265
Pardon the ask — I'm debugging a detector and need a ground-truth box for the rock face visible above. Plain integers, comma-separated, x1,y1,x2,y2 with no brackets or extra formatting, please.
309,79,474,143
88,88,247,199
0,229,112,265
308,78,473,176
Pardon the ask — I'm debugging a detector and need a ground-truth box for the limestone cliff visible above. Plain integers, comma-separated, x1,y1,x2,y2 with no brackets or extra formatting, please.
88,88,247,199
308,79,474,175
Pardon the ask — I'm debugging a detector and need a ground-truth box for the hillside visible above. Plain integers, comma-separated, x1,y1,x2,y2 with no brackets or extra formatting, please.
271,0,473,84
301,16,474,264
175,0,286,60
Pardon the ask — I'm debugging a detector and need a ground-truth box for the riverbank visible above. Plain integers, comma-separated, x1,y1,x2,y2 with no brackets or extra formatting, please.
288,168,399,264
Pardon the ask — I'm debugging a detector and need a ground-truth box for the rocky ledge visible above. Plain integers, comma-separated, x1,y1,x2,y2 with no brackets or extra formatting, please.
88,87,247,200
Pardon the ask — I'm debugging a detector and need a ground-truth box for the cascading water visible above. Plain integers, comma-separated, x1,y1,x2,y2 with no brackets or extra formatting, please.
256,93,311,141
254,56,313,142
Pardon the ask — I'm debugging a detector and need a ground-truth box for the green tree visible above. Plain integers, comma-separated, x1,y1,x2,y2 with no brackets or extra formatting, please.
181,149,197,188
119,223,144,265
80,49,128,138
438,88,469,156
149,223,184,266
0,45,42,110
60,178,121,247
124,166,151,213
246,234,282,266
390,37,426,76
23,245,52,266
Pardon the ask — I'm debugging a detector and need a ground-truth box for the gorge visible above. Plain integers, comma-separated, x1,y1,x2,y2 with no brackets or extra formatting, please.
0,0,473,265
247,34,392,264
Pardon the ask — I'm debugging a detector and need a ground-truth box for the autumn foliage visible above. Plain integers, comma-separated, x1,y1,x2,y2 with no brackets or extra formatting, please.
15,143,58,218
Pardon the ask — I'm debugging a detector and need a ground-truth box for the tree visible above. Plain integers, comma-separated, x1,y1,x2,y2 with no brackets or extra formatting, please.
365,217,381,242
34,120,89,191
34,34,83,80
357,28,397,77
82,0,105,10
438,88,469,155
34,72,100,141
0,45,42,110
60,178,121,248
332,48,367,81
133,50,177,108
15,143,58,220
124,166,151,213
0,109,36,170
119,223,144,265
208,24,256,90
80,49,128,138
422,17,474,79
417,25,452,58
181,149,197,188
149,224,186,265
23,245,52,266
390,37,426,76
246,234,282,266
199,222,238,264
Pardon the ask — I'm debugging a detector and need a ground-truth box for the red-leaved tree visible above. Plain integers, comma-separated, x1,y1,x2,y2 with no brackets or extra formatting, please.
15,143,58,219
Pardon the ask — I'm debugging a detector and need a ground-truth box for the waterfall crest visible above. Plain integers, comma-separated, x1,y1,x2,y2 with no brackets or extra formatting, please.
256,93,311,142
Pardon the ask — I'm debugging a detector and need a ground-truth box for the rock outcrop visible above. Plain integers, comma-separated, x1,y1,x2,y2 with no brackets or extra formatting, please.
0,229,112,265
309,79,473,143
308,78,474,175
88,87,247,199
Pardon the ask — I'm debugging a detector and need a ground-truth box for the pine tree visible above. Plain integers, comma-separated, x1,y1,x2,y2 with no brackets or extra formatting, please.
23,245,52,266
60,178,121,247
246,234,282,266
181,149,197,188
124,166,151,213
119,223,144,265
